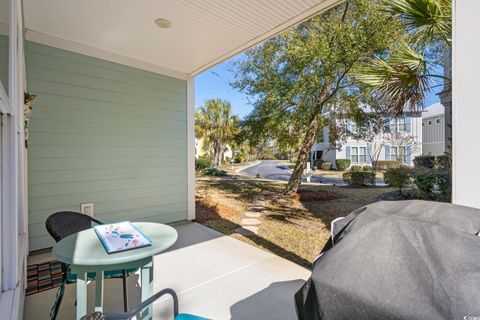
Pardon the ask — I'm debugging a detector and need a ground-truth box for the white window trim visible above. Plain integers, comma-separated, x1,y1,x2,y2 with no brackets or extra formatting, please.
397,117,406,132
351,147,359,163
390,146,406,163
359,147,367,163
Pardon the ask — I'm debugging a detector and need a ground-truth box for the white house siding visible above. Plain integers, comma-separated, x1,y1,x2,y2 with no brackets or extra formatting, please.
422,108,445,156
312,113,422,168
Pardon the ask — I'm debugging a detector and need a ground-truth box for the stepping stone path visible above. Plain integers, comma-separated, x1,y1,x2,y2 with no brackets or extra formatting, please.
245,211,262,218
235,226,259,236
240,218,261,226
235,196,267,236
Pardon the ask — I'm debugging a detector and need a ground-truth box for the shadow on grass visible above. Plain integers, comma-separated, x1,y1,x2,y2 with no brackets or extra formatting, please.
206,177,282,200
197,177,393,269
196,196,313,269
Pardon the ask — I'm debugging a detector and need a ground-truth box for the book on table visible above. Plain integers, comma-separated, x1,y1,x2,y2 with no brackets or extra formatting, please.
94,221,152,254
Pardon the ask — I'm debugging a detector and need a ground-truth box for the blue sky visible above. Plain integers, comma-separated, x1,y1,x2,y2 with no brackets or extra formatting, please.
194,54,254,119
195,55,441,119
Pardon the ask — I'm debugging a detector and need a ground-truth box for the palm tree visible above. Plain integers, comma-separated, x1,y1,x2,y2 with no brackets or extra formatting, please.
357,0,451,114
195,99,240,168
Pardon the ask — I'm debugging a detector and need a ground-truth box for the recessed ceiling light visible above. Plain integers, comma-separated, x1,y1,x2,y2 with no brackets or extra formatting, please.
155,18,172,29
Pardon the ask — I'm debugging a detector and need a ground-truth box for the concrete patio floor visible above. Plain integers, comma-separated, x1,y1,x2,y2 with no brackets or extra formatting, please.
24,222,310,319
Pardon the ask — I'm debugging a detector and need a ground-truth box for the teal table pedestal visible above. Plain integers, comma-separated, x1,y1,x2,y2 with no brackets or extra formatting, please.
52,222,178,320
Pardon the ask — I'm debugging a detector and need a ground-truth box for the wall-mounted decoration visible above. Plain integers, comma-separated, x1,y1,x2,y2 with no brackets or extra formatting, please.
24,92,37,148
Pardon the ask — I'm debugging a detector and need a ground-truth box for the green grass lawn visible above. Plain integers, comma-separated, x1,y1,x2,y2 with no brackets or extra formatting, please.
196,175,393,269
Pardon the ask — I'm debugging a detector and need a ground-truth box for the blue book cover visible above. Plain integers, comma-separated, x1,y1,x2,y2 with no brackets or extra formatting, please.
94,221,152,254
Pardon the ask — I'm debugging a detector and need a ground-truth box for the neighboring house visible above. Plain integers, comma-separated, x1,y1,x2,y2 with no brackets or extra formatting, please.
312,112,423,169
195,137,207,159
422,102,445,156
195,137,233,161
439,49,452,155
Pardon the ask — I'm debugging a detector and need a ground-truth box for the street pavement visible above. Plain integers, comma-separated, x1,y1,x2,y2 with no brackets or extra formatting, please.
239,160,385,186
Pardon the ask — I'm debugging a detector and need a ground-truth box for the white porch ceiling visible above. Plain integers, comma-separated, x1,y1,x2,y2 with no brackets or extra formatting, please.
22,0,340,76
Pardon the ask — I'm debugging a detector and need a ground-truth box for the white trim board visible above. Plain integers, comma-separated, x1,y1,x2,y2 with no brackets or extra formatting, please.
451,0,480,208
24,28,188,80
186,76,195,221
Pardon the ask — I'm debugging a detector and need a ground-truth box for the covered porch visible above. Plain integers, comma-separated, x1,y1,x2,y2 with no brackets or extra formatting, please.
1,1,340,318
0,0,479,319
25,223,310,319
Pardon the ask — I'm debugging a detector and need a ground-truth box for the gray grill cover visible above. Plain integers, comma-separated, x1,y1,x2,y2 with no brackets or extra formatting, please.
295,200,480,320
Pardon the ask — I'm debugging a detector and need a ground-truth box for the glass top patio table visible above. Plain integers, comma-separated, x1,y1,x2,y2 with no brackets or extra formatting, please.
52,222,178,320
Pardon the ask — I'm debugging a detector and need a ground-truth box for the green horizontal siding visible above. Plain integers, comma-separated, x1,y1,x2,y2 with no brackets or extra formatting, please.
26,41,188,251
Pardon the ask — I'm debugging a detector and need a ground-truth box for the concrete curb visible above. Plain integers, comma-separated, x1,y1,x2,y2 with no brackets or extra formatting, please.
235,161,262,174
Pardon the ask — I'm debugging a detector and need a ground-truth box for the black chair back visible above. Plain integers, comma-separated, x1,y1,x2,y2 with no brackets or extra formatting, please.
46,211,103,242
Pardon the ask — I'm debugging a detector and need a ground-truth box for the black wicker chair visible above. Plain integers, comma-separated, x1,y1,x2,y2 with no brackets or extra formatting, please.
46,211,131,318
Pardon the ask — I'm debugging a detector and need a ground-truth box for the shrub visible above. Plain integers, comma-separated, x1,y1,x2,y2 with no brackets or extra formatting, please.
321,162,333,170
384,166,412,194
234,152,247,163
362,165,372,172
203,167,227,176
291,189,340,202
350,165,362,172
335,159,351,171
411,164,451,201
314,159,324,168
412,167,437,197
343,171,376,186
374,160,402,171
435,155,451,201
413,155,436,169
436,155,451,170
436,168,452,201
260,153,276,160
195,156,212,171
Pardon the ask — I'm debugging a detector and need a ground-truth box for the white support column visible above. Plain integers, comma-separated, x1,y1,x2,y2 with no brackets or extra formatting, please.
1,0,21,291
186,76,196,220
452,0,480,208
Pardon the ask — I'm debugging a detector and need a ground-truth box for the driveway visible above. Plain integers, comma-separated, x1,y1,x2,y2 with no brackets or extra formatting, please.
239,160,385,186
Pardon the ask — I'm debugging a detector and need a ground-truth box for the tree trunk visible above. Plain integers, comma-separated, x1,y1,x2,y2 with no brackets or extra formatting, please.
283,112,321,195
212,142,223,168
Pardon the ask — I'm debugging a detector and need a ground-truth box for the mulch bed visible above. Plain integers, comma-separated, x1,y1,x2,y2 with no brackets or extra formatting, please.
195,195,237,224
290,189,340,202
27,260,64,295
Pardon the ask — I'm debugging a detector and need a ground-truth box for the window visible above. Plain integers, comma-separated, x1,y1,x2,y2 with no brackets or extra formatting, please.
391,146,406,163
397,117,406,132
359,147,367,163
422,121,425,127
351,147,359,163
350,122,358,133
398,147,406,163
316,129,324,143
428,120,432,125
391,146,398,162
436,118,440,124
